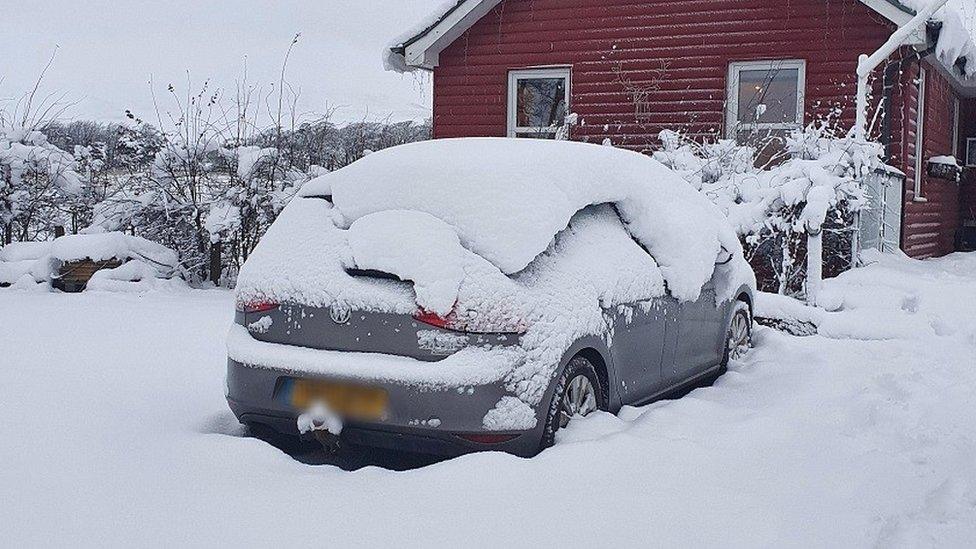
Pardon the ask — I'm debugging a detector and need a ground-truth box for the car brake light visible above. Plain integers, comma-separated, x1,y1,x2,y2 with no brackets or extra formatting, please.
236,299,279,313
413,310,454,330
413,309,526,335
456,433,520,445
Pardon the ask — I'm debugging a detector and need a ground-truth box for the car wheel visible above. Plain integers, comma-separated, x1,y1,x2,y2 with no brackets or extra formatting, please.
722,301,752,366
540,355,606,450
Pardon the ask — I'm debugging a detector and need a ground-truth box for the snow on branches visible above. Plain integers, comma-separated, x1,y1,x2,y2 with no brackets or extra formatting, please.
654,123,884,298
0,122,87,243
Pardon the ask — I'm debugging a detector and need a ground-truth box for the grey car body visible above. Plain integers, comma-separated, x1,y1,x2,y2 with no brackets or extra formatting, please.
226,258,753,457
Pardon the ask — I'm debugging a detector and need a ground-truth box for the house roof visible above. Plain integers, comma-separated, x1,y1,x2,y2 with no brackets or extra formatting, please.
385,0,502,72
898,0,976,94
387,0,974,92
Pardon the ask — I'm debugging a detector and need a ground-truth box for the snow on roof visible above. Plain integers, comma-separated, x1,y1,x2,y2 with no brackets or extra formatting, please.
900,0,976,80
50,232,178,270
384,0,463,72
326,138,741,301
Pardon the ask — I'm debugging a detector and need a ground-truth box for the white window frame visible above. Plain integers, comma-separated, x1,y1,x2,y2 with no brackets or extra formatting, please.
725,59,806,139
507,67,571,138
914,66,927,201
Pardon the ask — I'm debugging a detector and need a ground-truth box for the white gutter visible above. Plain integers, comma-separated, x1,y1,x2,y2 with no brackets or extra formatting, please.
854,0,948,140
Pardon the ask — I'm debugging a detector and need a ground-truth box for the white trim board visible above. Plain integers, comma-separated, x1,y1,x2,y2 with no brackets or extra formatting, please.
403,0,502,70
914,66,927,201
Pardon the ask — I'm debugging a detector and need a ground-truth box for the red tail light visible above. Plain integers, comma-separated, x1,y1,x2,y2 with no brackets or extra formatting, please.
456,433,521,445
413,309,526,335
236,299,279,314
413,310,454,330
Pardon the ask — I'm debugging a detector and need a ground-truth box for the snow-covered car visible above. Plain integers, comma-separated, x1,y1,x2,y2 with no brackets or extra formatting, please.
226,138,756,457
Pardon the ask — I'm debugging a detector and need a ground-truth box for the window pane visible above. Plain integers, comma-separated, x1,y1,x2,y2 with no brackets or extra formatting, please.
736,68,799,124
516,78,567,128
735,128,790,167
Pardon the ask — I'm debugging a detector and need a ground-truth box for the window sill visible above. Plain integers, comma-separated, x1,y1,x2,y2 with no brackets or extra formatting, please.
913,196,928,203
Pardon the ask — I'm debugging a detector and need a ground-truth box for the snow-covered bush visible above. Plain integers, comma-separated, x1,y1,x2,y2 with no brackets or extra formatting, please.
0,122,86,243
654,123,883,297
0,62,431,288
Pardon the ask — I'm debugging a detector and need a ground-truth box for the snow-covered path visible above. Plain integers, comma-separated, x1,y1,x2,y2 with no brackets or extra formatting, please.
2,253,975,548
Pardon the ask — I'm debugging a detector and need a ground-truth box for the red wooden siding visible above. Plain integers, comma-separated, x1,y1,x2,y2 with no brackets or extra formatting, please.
430,0,970,258
434,0,895,148
900,63,969,258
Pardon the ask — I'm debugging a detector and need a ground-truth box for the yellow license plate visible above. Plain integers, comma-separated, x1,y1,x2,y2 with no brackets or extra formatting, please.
287,378,388,421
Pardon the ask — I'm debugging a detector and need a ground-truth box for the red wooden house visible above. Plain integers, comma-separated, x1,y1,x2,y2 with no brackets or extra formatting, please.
388,0,976,259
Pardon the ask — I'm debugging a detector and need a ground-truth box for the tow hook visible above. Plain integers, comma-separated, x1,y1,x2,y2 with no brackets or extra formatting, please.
297,402,343,453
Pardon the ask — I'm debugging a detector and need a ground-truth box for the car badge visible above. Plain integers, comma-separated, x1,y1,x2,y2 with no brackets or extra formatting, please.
330,302,351,325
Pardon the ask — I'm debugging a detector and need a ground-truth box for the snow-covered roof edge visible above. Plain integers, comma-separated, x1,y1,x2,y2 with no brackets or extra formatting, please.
384,0,501,73
385,0,974,93
868,0,976,92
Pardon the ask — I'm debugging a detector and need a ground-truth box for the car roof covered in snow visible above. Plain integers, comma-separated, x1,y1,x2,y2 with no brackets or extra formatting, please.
306,137,743,301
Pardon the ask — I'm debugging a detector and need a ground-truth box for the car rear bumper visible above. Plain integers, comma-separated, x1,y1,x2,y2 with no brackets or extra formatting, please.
225,359,543,457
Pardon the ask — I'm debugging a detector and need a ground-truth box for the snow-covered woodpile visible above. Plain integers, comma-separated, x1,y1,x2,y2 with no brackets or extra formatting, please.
0,232,179,292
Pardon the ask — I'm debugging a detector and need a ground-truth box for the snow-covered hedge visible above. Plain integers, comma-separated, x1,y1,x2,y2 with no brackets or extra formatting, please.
1,80,431,288
654,124,884,297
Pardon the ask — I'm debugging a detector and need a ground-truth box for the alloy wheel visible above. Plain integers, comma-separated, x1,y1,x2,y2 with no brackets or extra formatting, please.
559,374,598,428
728,310,751,360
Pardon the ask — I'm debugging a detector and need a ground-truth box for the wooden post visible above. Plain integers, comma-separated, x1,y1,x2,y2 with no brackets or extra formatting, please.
209,240,223,286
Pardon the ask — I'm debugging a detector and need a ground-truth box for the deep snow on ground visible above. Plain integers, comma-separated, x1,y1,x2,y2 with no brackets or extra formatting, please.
2,253,976,547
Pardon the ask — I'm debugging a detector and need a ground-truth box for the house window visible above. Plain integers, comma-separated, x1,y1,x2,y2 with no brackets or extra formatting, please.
726,60,806,145
966,138,976,168
914,67,927,201
507,68,570,139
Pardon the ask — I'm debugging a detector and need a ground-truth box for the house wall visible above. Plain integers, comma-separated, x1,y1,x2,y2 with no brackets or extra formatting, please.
898,62,970,258
958,99,976,230
430,0,969,258
433,0,895,147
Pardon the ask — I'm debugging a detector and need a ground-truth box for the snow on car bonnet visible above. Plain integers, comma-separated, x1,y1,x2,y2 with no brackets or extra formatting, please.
328,138,739,300
347,210,464,315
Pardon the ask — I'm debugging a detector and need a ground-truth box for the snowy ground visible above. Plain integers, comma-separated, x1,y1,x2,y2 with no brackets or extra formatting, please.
2,253,975,548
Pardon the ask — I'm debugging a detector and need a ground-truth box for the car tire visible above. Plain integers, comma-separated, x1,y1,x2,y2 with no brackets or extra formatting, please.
539,355,606,451
720,300,752,370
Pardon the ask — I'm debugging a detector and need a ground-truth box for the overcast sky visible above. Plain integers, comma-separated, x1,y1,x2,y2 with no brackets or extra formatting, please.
0,0,444,126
